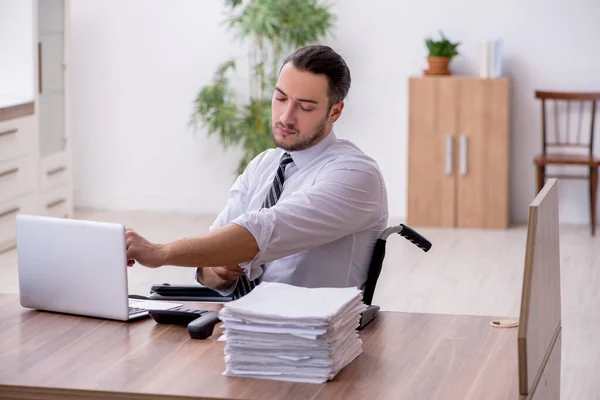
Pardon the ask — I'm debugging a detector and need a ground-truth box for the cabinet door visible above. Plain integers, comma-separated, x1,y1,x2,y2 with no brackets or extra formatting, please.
37,0,73,214
407,77,458,227
456,78,510,228
38,0,66,159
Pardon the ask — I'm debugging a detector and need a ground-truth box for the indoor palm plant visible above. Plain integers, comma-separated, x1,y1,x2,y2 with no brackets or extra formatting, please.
424,31,460,75
191,0,336,175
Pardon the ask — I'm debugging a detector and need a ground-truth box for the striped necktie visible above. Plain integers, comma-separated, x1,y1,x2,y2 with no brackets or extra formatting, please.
231,152,294,299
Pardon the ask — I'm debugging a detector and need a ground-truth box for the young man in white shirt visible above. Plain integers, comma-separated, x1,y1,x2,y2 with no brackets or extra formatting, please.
126,45,389,298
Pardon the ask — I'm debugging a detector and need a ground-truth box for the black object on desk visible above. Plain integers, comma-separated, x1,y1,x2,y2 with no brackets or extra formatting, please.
187,311,221,340
148,283,233,302
148,307,208,326
148,308,221,340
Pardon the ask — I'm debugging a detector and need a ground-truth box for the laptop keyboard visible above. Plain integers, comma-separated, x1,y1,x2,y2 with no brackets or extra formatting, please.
128,306,147,316
127,299,184,318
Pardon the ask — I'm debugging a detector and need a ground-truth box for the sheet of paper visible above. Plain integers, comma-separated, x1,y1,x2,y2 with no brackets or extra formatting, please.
128,299,182,310
222,282,364,320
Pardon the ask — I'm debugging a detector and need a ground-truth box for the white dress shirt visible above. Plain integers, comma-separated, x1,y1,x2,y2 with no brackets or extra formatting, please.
201,131,389,295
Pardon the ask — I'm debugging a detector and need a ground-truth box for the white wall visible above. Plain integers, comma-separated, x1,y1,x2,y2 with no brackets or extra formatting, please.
0,0,34,107
70,0,249,215
70,0,600,224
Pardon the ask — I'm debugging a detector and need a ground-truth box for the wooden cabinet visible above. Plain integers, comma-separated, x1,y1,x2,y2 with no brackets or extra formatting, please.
407,76,510,229
0,0,73,253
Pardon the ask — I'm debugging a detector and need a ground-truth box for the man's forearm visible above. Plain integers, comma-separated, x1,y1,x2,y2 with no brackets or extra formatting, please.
161,222,259,268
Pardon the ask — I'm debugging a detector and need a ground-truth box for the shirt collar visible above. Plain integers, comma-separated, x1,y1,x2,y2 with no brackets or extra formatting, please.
287,130,337,170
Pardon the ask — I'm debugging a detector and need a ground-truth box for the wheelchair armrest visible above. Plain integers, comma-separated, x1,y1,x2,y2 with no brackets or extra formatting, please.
358,304,380,330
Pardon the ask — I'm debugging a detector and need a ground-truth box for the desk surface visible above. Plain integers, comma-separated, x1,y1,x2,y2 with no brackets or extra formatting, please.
0,294,520,400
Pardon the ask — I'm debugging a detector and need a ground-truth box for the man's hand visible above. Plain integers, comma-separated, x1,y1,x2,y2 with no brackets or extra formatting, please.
125,228,166,268
212,265,245,282
196,264,245,290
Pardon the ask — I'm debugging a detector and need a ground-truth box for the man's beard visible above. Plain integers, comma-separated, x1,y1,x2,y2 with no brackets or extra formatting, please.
271,119,328,152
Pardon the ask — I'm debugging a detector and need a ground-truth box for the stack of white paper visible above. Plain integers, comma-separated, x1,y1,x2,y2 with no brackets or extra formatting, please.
218,282,367,383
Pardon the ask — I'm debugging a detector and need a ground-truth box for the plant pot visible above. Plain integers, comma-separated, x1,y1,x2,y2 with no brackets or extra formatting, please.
425,56,450,76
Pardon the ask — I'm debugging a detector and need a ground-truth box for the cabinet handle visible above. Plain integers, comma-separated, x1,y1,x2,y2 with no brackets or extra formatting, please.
46,166,67,176
0,128,17,138
445,134,453,174
0,206,20,219
0,167,19,179
38,41,43,94
459,134,468,176
46,198,67,209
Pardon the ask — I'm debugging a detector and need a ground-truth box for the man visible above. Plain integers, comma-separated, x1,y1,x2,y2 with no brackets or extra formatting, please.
126,45,389,298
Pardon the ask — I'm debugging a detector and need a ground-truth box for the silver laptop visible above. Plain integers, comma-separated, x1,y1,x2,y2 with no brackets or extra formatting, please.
16,214,181,321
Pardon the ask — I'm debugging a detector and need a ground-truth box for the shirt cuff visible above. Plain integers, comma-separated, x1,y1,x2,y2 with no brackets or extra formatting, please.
211,277,239,297
231,210,275,280
237,261,263,281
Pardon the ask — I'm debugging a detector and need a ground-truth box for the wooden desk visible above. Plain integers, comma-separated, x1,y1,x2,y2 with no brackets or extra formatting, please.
0,294,519,400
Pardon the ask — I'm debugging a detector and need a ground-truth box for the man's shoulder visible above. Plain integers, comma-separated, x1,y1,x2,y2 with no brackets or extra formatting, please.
320,138,382,173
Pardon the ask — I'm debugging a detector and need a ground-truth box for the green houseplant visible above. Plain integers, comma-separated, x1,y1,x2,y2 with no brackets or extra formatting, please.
191,0,336,175
424,31,460,75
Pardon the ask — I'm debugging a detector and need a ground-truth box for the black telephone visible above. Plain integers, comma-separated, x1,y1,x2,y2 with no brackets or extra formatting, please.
187,312,221,339
148,308,222,340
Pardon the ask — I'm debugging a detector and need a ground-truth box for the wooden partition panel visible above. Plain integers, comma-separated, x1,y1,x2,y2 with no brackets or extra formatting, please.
518,178,562,398
530,331,562,400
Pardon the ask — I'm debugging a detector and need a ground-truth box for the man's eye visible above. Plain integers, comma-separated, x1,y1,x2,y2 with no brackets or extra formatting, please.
300,107,314,112
275,97,286,102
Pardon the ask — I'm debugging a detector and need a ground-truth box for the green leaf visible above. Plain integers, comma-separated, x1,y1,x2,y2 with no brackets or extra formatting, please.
190,59,243,149
224,0,243,8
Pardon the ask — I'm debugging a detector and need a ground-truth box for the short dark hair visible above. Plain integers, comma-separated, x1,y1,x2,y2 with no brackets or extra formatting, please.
281,45,351,108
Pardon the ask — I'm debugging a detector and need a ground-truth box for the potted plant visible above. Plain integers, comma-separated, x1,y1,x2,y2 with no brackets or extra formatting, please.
424,31,460,76
190,0,336,175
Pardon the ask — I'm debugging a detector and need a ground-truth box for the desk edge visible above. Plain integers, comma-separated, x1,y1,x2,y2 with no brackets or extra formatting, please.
0,384,235,400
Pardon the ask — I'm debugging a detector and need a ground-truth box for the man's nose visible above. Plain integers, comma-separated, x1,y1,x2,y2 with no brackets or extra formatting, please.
279,105,296,126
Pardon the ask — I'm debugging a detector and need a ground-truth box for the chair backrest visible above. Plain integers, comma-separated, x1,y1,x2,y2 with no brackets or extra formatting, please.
535,91,600,156
517,178,562,399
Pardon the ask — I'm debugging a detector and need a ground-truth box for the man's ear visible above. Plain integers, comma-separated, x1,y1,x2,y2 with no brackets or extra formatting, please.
328,101,344,123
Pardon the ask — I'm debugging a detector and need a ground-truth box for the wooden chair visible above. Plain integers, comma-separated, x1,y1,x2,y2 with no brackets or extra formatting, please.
533,91,600,235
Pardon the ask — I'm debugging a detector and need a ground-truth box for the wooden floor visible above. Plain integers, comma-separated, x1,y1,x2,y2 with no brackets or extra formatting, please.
1,209,598,399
